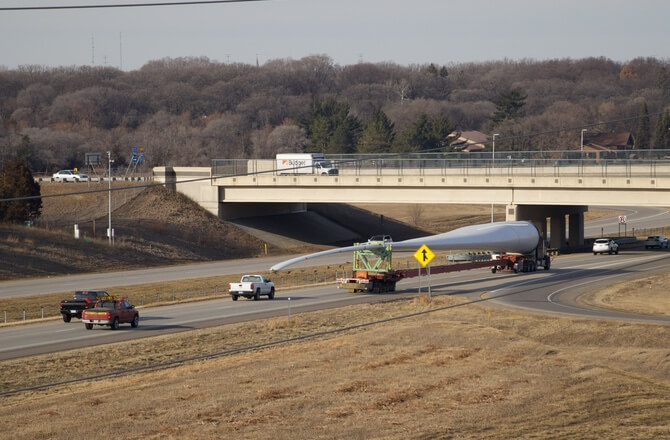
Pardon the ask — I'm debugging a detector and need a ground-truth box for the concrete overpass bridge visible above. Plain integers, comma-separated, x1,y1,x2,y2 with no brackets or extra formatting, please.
154,152,670,250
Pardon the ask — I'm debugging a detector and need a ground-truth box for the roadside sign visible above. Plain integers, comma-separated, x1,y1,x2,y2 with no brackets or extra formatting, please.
619,215,627,224
414,244,435,267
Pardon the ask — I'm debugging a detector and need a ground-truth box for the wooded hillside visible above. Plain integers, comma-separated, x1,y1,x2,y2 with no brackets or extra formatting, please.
1,55,669,173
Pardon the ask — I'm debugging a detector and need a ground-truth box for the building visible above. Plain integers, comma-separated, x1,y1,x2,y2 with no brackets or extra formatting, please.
449,131,490,152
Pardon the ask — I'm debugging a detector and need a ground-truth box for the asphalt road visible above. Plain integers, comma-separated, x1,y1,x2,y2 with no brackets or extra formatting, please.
2,251,669,361
2,206,667,300
0,252,354,299
585,206,670,237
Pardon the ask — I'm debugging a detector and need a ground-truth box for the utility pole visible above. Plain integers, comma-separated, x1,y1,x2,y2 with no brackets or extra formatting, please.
491,133,499,223
107,151,113,246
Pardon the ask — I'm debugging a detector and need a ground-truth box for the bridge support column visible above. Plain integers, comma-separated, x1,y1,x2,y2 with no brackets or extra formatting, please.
568,212,585,248
550,215,567,250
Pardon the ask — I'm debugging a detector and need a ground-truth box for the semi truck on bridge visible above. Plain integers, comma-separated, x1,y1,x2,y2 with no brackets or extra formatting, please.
276,153,339,175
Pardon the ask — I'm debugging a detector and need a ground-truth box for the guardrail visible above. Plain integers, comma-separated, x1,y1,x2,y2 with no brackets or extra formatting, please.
35,176,152,183
213,149,670,180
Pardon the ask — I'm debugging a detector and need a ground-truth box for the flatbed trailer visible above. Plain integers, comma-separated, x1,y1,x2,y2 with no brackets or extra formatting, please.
337,260,494,293
335,227,552,294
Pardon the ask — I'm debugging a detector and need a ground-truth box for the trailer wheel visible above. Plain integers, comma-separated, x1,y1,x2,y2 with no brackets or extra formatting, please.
491,267,497,274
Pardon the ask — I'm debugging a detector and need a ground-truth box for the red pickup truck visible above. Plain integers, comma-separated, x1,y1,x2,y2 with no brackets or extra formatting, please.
81,298,139,330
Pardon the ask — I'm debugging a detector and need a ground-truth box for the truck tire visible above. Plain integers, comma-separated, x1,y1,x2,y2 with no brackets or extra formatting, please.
254,289,260,301
131,314,139,328
268,287,275,299
231,294,238,301
85,323,93,330
62,314,71,323
111,317,120,330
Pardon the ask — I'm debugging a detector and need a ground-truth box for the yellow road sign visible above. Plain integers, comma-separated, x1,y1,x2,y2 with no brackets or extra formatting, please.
414,244,435,267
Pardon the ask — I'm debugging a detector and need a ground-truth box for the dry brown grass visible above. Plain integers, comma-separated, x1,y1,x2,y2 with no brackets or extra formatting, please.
580,272,670,317
1,286,669,439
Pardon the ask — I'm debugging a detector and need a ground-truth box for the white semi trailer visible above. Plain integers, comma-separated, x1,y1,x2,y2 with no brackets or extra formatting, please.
276,153,338,175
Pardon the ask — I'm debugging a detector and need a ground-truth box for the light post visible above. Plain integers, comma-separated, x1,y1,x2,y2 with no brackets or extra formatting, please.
491,133,499,223
107,151,113,246
580,129,587,152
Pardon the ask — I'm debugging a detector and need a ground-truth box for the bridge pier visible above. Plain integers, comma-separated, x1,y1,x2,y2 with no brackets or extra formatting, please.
506,204,586,251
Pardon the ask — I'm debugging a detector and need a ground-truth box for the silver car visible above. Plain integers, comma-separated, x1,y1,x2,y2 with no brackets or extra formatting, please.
644,235,668,249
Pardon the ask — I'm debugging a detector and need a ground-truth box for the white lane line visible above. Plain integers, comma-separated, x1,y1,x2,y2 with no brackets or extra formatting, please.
546,261,670,313
485,254,670,299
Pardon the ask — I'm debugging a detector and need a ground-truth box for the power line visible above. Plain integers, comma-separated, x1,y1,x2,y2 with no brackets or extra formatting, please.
0,0,270,11
0,111,665,204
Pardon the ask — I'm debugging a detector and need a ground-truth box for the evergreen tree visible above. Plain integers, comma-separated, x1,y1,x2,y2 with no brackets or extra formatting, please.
0,160,42,223
491,88,527,125
357,109,396,154
430,114,454,148
653,110,670,150
634,101,651,149
395,113,454,152
397,113,433,152
303,98,361,154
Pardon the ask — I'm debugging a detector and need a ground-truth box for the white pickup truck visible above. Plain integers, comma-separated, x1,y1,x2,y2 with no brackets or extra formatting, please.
228,275,275,301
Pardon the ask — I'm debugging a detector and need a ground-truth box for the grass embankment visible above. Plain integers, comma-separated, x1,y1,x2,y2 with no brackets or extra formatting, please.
1,288,668,439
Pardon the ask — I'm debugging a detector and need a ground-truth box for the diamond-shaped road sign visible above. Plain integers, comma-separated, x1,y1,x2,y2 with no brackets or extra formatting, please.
414,244,435,267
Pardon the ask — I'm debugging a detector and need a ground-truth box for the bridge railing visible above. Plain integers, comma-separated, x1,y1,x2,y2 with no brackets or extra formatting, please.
212,150,670,179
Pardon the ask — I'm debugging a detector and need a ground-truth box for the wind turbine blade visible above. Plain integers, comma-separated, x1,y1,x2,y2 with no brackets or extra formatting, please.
391,221,540,254
270,243,385,271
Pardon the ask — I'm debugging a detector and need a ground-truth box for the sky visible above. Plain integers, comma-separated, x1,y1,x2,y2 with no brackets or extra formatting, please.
0,0,669,71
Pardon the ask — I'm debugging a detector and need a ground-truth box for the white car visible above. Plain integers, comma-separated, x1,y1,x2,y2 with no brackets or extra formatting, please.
593,238,619,255
52,170,89,182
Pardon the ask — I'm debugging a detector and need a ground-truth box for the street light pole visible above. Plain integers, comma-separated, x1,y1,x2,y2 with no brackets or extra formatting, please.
581,129,587,152
491,133,499,223
107,151,112,246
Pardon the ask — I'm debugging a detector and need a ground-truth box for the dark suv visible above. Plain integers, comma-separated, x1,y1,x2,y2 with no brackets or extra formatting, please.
59,290,115,322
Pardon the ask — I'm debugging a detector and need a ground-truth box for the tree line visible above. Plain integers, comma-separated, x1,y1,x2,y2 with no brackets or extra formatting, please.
1,55,669,174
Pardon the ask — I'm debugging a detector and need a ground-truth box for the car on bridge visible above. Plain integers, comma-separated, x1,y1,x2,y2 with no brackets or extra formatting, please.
52,169,89,182
592,238,619,255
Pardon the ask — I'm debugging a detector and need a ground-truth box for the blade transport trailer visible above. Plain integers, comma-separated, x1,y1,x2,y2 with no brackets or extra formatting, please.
336,239,495,293
273,221,553,293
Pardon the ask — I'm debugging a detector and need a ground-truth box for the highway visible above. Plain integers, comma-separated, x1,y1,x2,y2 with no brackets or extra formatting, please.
3,206,667,300
2,250,669,361
585,206,670,237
